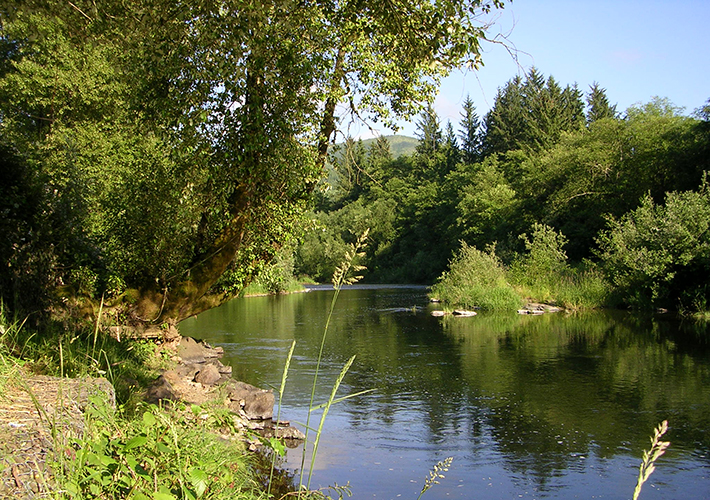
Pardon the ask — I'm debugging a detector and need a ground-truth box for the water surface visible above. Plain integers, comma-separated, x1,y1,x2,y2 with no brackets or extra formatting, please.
179,287,710,499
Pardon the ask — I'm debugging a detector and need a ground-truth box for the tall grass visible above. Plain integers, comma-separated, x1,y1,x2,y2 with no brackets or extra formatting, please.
298,229,371,494
633,420,670,500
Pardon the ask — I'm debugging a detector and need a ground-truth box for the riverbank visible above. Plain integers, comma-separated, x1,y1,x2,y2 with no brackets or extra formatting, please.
0,315,304,499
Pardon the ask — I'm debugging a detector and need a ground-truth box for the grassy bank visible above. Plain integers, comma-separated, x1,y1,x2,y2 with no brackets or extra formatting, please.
0,308,291,500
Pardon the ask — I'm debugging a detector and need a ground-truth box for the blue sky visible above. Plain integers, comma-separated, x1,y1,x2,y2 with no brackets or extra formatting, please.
352,0,710,139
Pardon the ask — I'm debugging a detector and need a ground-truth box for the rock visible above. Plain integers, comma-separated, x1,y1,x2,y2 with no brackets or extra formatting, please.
146,370,210,406
216,362,232,376
226,380,274,420
195,364,221,386
177,336,208,362
174,363,201,380
260,420,306,444
431,310,446,317
518,303,562,314
452,310,477,317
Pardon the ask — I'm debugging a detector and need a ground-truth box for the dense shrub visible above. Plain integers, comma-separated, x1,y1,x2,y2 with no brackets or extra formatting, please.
430,243,521,311
596,180,710,312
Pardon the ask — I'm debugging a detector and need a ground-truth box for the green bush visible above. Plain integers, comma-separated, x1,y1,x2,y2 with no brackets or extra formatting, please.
431,243,521,311
596,179,710,312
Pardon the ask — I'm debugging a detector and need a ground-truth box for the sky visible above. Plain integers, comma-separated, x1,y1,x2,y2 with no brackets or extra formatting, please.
351,0,710,139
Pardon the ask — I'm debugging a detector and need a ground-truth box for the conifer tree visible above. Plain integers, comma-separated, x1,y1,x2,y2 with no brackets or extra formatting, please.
459,96,482,164
482,75,525,154
442,121,461,174
415,104,443,158
366,135,392,187
586,83,618,123
482,69,586,154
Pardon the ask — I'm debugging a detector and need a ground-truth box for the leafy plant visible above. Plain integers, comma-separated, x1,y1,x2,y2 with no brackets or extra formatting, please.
597,179,710,312
51,399,263,500
430,243,521,311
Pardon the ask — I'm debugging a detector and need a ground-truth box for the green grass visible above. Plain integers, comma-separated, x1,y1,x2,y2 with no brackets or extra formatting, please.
430,243,522,311
0,304,297,500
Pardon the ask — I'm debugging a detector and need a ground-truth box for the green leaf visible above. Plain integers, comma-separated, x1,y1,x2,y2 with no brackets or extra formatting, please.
268,437,286,457
156,441,172,454
153,493,177,500
125,435,149,450
143,412,156,427
188,468,209,497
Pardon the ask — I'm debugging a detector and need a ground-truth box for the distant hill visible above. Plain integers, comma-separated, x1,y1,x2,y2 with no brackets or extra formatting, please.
333,134,418,159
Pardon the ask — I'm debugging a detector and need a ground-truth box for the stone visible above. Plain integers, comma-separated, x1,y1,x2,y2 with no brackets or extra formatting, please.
146,370,210,405
195,364,221,386
226,380,275,420
431,310,446,317
452,310,477,317
177,337,208,363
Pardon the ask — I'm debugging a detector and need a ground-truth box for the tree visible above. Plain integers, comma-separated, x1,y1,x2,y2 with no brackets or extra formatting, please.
596,182,710,311
586,82,618,123
459,95,482,164
415,103,443,158
508,97,708,260
442,121,461,174
0,0,508,331
482,68,586,155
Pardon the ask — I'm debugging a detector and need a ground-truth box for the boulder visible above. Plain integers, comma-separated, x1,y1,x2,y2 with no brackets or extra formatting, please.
195,364,221,386
226,380,275,420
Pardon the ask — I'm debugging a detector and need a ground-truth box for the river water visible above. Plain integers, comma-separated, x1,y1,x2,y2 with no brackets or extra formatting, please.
179,286,710,499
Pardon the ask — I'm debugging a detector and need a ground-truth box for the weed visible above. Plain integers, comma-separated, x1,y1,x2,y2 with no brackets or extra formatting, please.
633,420,670,500
298,229,370,494
417,457,453,500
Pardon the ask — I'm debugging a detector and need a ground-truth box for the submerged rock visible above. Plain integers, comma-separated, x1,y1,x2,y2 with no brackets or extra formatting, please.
518,303,562,314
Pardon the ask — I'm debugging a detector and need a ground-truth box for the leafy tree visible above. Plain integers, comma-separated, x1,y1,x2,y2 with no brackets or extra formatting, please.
0,0,508,329
448,155,517,248
507,98,709,260
596,181,710,311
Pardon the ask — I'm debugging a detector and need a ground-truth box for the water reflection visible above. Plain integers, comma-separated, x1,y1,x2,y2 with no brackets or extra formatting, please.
179,288,710,499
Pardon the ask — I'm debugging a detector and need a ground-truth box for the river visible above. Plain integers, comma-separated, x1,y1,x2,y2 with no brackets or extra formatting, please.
178,286,710,499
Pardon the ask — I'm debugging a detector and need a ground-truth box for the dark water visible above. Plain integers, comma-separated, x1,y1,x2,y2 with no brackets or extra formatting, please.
179,286,710,499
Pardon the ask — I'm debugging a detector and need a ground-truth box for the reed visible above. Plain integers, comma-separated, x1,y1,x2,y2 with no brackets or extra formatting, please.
633,420,670,500
298,229,369,495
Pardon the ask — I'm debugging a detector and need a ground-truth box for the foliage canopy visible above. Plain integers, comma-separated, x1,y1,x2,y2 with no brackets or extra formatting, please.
0,0,507,327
